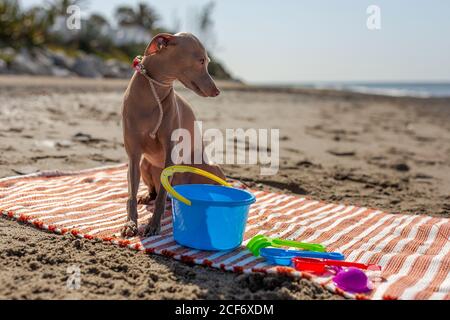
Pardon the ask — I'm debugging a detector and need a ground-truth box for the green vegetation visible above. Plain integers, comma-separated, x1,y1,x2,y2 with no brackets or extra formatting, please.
0,0,233,79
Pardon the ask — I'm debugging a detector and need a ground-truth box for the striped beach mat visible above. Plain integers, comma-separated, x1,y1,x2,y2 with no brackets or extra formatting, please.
0,164,448,300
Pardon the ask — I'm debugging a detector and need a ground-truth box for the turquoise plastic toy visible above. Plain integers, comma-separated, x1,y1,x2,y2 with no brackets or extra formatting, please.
260,247,345,266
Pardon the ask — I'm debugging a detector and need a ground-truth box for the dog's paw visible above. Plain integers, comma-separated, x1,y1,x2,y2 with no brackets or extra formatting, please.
121,221,138,238
142,222,161,237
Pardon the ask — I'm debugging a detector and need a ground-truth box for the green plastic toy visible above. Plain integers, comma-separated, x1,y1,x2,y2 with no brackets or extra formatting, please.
246,234,326,256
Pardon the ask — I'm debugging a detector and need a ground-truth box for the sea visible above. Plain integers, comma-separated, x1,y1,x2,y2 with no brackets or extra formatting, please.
299,82,450,98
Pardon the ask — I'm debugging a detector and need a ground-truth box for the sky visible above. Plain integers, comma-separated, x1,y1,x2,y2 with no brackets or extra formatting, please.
22,0,450,84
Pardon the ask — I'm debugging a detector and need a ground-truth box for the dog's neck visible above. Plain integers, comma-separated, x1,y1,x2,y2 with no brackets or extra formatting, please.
133,57,173,99
133,55,177,138
135,70,174,102
141,55,176,86
137,56,176,99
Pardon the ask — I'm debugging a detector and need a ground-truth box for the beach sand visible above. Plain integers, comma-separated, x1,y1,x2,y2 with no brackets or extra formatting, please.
1,75,449,299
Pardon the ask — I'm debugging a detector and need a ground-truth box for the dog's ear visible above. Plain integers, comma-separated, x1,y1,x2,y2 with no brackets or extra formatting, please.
145,33,176,56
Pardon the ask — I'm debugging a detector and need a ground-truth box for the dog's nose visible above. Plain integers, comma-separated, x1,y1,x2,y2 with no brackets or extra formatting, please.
212,88,220,97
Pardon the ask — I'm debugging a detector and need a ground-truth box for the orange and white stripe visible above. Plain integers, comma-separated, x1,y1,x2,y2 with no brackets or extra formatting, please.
0,164,448,300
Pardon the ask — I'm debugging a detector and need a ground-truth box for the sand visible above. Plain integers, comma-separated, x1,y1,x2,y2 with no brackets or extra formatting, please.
0,75,449,300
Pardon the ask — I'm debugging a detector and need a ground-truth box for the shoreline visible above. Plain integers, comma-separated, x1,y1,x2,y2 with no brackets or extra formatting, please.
2,75,450,102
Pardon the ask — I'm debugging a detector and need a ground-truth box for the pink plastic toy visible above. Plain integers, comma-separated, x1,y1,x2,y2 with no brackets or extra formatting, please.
332,267,374,293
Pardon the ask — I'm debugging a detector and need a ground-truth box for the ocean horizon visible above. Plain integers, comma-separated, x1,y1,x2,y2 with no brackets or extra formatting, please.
254,82,450,98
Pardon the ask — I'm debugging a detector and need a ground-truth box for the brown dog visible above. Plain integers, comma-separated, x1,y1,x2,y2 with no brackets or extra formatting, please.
121,32,225,237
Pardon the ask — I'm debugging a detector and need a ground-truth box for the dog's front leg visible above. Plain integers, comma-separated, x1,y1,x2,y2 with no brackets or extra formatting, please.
144,150,174,236
121,152,142,237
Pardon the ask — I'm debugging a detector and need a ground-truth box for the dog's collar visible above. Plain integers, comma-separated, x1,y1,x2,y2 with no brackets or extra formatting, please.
132,56,172,88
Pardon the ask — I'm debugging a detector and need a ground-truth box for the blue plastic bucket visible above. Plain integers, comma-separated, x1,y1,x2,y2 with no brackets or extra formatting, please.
161,166,256,251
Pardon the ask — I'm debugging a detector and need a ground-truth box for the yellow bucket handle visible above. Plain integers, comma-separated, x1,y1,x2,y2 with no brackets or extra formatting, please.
160,165,231,206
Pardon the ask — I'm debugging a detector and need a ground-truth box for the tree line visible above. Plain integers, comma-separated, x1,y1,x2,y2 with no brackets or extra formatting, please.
0,0,232,79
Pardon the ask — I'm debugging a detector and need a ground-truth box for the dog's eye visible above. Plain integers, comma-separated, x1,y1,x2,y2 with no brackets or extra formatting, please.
200,58,205,65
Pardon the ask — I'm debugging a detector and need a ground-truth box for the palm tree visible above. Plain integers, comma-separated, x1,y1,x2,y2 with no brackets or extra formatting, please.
195,1,217,52
0,0,22,46
0,0,55,48
45,0,88,16
199,1,215,33
89,13,109,29
115,2,159,31
22,6,55,47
